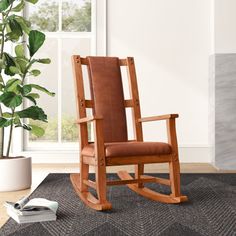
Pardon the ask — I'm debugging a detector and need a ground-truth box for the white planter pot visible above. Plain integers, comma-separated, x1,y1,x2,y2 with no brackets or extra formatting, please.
0,156,32,192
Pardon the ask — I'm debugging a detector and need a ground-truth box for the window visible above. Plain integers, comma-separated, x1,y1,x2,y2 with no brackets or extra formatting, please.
20,0,105,153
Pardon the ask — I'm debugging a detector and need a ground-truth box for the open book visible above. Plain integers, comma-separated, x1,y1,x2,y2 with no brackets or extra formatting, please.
4,197,58,224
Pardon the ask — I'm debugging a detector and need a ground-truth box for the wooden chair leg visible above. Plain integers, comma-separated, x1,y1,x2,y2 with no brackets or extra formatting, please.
95,165,112,210
70,163,112,211
80,155,89,192
95,165,107,202
135,164,144,188
169,158,181,197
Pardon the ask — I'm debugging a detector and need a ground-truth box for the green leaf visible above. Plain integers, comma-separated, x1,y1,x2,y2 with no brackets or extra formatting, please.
9,66,21,74
22,84,32,95
15,57,28,74
0,91,22,108
24,92,40,105
2,112,12,118
5,31,20,42
28,30,45,57
16,84,32,95
0,74,4,83
0,0,11,12
12,0,25,12
29,84,55,96
0,83,4,91
13,115,20,124
14,16,31,35
25,0,38,4
0,59,5,70
30,69,40,76
25,95,36,105
15,44,25,57
4,53,16,76
31,124,44,137
27,93,40,99
5,78,21,91
36,58,51,64
16,106,47,122
9,19,23,37
0,117,12,127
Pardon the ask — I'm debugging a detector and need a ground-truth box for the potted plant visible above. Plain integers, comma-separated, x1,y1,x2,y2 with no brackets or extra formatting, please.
0,0,55,191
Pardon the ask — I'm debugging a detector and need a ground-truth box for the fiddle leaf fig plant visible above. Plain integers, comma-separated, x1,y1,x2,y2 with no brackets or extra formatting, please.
0,0,55,158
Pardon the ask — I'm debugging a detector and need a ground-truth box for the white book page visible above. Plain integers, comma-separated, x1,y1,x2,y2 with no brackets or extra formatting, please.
23,198,58,213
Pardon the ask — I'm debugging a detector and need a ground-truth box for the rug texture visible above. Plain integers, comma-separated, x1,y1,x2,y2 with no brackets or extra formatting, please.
0,173,235,236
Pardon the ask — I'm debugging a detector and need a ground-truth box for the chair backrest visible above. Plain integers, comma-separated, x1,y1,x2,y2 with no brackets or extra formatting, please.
87,56,127,142
72,56,143,147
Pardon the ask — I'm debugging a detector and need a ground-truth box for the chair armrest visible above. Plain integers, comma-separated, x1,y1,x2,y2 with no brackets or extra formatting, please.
76,116,103,124
138,114,179,123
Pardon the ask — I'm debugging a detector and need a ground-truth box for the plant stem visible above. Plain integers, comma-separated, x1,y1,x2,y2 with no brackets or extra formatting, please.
0,3,14,157
0,105,4,158
5,64,29,157
6,110,14,157
0,3,13,59
0,13,6,158
21,57,32,85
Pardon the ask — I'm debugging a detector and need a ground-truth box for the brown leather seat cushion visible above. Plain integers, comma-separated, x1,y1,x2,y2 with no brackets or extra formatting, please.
82,142,172,157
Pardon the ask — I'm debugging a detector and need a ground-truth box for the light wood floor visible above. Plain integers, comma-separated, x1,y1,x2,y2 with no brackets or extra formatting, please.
0,163,235,228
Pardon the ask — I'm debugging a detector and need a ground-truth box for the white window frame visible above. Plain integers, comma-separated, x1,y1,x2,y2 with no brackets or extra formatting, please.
11,0,107,163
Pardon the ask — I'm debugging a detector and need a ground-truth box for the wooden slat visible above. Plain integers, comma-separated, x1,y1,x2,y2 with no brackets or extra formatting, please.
126,57,143,141
124,99,133,107
72,55,88,148
77,116,102,124
107,177,156,186
119,59,127,66
141,175,171,186
83,156,96,165
83,179,97,189
106,155,172,166
80,57,88,65
93,119,107,203
126,57,144,185
85,100,94,108
87,99,136,108
117,171,188,204
83,176,164,188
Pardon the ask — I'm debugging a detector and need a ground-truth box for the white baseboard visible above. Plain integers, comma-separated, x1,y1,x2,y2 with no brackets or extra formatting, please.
20,146,211,164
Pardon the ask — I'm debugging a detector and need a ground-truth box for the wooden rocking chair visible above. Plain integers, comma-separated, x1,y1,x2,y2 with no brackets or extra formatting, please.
70,56,188,210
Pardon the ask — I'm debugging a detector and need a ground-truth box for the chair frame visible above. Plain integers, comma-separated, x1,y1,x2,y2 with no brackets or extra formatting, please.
70,55,188,210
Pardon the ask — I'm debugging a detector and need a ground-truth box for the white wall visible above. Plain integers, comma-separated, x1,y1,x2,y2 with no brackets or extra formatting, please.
215,0,236,53
107,0,212,162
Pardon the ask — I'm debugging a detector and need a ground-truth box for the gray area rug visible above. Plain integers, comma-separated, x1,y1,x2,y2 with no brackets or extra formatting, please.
0,173,235,236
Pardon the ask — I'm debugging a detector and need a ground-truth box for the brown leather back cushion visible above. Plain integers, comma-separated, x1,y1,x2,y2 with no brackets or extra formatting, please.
87,57,128,142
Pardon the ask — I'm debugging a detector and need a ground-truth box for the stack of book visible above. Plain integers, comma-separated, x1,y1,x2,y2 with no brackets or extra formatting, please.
4,196,58,224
